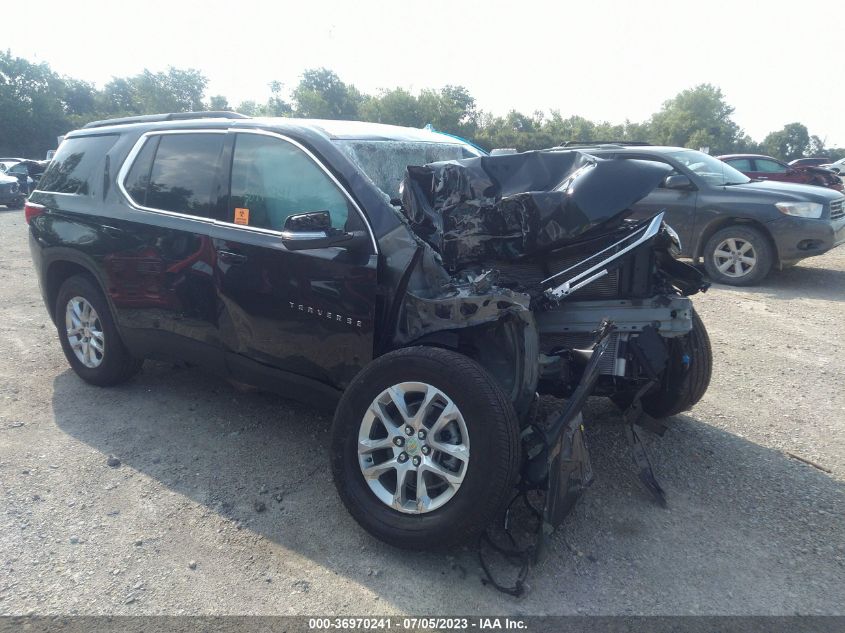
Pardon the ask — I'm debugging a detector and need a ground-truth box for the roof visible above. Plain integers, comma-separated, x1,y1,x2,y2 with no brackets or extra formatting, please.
716,153,779,160
73,113,473,146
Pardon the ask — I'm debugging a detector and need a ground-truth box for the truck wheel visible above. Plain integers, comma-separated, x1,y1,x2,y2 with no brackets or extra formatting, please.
331,346,520,550
640,310,712,418
55,275,143,387
703,225,773,286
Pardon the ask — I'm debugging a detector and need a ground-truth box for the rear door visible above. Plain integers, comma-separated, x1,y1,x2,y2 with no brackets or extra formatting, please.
212,130,378,389
112,131,227,368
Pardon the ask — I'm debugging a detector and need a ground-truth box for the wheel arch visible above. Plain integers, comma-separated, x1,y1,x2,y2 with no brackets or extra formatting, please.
392,316,539,421
42,252,110,325
694,216,780,264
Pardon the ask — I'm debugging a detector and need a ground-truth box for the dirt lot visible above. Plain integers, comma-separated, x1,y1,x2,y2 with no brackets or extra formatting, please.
1,202,844,616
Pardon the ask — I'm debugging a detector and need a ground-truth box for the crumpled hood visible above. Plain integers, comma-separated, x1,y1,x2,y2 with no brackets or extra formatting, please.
400,150,672,269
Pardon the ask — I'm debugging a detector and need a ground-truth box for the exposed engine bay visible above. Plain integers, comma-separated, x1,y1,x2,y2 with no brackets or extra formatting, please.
390,149,709,415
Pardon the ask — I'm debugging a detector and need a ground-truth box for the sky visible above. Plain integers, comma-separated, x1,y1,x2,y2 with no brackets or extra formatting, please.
5,0,844,146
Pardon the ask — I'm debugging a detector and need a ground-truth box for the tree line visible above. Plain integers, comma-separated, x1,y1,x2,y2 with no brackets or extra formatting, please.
2,50,843,163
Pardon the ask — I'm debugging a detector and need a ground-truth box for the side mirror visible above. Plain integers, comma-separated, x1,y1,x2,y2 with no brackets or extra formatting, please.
281,211,354,251
664,174,694,190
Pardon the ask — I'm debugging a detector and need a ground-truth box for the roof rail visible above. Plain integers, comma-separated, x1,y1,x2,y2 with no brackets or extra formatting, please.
559,140,652,148
82,111,250,130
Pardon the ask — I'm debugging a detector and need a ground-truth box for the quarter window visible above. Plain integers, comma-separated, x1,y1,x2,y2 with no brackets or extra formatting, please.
39,135,119,194
229,133,351,231
123,133,225,219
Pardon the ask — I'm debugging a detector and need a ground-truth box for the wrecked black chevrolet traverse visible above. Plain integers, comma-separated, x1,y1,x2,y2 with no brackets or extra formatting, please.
27,113,710,549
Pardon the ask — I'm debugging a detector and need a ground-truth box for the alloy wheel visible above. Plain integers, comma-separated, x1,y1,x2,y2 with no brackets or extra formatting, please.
65,296,105,368
358,382,470,514
713,238,757,278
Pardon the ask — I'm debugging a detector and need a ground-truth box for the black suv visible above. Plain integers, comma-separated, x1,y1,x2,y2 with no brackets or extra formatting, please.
570,144,845,285
27,113,711,548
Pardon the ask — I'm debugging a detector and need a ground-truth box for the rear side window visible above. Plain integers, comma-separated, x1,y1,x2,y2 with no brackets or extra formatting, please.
38,135,119,194
755,159,788,173
124,133,224,218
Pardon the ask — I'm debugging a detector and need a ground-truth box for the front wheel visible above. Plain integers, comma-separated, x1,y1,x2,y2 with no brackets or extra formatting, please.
331,346,520,550
703,225,773,286
640,310,712,418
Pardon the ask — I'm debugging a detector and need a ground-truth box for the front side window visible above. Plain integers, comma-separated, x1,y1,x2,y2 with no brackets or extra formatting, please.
754,158,789,173
123,133,225,218
229,133,351,231
664,150,750,186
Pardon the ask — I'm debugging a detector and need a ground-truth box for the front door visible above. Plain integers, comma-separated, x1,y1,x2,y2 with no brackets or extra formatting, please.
619,155,699,256
213,130,378,389
750,157,798,184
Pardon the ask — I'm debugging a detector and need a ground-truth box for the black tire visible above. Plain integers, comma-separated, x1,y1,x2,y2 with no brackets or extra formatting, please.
55,275,143,387
331,346,520,550
640,309,712,418
703,225,773,286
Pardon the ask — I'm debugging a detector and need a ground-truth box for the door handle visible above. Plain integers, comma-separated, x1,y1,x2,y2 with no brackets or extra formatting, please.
217,250,247,265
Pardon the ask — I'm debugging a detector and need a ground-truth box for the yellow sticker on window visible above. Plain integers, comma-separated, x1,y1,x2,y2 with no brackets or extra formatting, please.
234,208,250,225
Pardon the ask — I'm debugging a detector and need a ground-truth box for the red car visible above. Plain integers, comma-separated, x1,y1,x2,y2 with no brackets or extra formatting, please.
717,154,844,192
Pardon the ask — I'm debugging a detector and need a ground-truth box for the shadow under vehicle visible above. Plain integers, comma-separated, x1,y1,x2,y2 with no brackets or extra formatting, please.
26,113,710,549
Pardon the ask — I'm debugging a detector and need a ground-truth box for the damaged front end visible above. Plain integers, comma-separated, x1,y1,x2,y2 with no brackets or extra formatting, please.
380,149,711,554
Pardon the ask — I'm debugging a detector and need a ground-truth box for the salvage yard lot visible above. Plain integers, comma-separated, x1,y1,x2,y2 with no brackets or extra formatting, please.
1,202,843,615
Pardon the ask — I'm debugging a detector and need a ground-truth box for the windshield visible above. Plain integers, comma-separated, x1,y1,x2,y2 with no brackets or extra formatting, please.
334,139,484,200
666,150,750,186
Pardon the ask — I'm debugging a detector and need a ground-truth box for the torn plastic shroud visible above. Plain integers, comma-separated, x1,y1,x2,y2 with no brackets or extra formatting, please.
400,150,673,270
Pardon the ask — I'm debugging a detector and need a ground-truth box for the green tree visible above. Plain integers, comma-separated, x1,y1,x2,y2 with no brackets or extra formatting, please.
101,67,207,115
417,85,478,137
358,88,422,127
649,84,743,155
762,123,810,161
0,50,68,157
292,68,361,119
207,94,230,110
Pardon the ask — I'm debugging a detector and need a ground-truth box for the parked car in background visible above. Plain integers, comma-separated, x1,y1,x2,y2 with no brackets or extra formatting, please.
718,154,843,192
0,172,24,208
821,158,845,174
4,159,48,195
0,158,27,173
789,157,831,168
571,144,845,285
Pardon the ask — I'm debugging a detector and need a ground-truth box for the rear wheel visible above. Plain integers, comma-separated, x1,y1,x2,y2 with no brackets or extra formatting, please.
703,225,773,286
331,346,520,550
55,275,143,386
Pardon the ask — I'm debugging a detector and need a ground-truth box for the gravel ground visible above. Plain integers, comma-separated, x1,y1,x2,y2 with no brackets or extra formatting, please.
1,203,844,616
